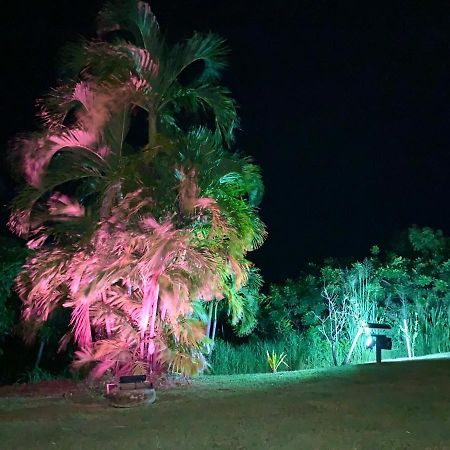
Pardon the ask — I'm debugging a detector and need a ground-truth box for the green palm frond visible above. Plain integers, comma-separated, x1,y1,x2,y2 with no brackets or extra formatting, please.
164,84,238,145
205,172,267,252
167,350,207,377
242,163,264,207
164,32,228,86
232,267,264,337
98,0,163,57
61,41,134,82
190,300,209,324
103,106,131,155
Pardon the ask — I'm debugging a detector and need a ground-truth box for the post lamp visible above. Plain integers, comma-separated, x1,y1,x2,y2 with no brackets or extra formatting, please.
364,323,392,363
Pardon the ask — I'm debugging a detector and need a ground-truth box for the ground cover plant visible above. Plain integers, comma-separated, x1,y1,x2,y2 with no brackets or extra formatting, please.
0,358,449,449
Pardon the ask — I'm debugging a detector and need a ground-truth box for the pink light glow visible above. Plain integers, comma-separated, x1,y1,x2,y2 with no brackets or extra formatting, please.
48,192,85,217
26,235,48,250
139,275,160,336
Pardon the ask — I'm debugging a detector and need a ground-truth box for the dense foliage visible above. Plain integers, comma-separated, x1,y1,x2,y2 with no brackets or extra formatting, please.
0,238,28,356
211,226,450,374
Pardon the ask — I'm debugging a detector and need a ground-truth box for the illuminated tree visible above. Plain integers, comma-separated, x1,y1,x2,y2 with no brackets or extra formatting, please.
313,261,383,366
379,227,450,357
340,261,383,364
8,1,265,378
315,266,348,366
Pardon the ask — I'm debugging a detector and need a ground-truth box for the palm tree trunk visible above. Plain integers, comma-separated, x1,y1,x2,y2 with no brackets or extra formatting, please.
35,339,45,369
206,301,214,338
211,302,218,342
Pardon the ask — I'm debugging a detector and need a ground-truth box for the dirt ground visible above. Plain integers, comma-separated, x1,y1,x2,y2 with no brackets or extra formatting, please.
0,379,86,398
0,359,449,449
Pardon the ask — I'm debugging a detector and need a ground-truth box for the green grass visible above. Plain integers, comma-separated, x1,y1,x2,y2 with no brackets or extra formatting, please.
208,333,408,375
1,358,449,449
208,333,332,374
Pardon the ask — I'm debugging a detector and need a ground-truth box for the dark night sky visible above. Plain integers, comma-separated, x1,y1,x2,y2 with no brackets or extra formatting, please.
1,1,449,283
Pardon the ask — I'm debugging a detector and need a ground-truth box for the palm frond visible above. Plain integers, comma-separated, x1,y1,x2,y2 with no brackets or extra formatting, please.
103,106,131,155
166,32,229,84
232,267,264,337
97,0,163,57
167,349,208,377
164,85,238,145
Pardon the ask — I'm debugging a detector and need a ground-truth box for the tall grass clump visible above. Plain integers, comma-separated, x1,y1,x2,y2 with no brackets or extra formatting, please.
208,331,332,375
415,306,450,356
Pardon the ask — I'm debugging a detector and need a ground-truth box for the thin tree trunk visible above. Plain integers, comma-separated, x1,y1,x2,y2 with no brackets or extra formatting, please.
211,302,218,342
403,318,412,358
342,326,363,365
35,339,45,369
206,301,214,339
331,341,338,366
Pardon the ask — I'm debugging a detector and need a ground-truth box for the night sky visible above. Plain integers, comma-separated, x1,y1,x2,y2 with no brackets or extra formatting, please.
1,1,449,283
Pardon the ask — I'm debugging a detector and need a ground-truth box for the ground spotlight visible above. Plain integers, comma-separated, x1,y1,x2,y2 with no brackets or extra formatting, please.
365,323,393,363
365,335,376,349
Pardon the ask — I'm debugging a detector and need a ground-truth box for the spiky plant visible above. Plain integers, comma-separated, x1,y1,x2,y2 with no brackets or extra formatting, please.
8,0,265,378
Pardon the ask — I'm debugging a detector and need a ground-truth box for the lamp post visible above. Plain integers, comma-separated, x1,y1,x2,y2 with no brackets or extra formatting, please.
365,323,392,363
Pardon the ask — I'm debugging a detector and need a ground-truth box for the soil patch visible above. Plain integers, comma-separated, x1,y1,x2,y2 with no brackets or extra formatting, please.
0,379,87,398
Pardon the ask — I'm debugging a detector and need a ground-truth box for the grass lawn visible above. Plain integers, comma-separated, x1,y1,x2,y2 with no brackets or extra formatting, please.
0,358,449,449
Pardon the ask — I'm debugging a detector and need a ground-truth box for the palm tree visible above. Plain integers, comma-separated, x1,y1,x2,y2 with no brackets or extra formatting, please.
9,0,265,378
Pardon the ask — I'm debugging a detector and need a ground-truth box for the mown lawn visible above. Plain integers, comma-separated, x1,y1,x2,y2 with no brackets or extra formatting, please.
0,359,449,449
